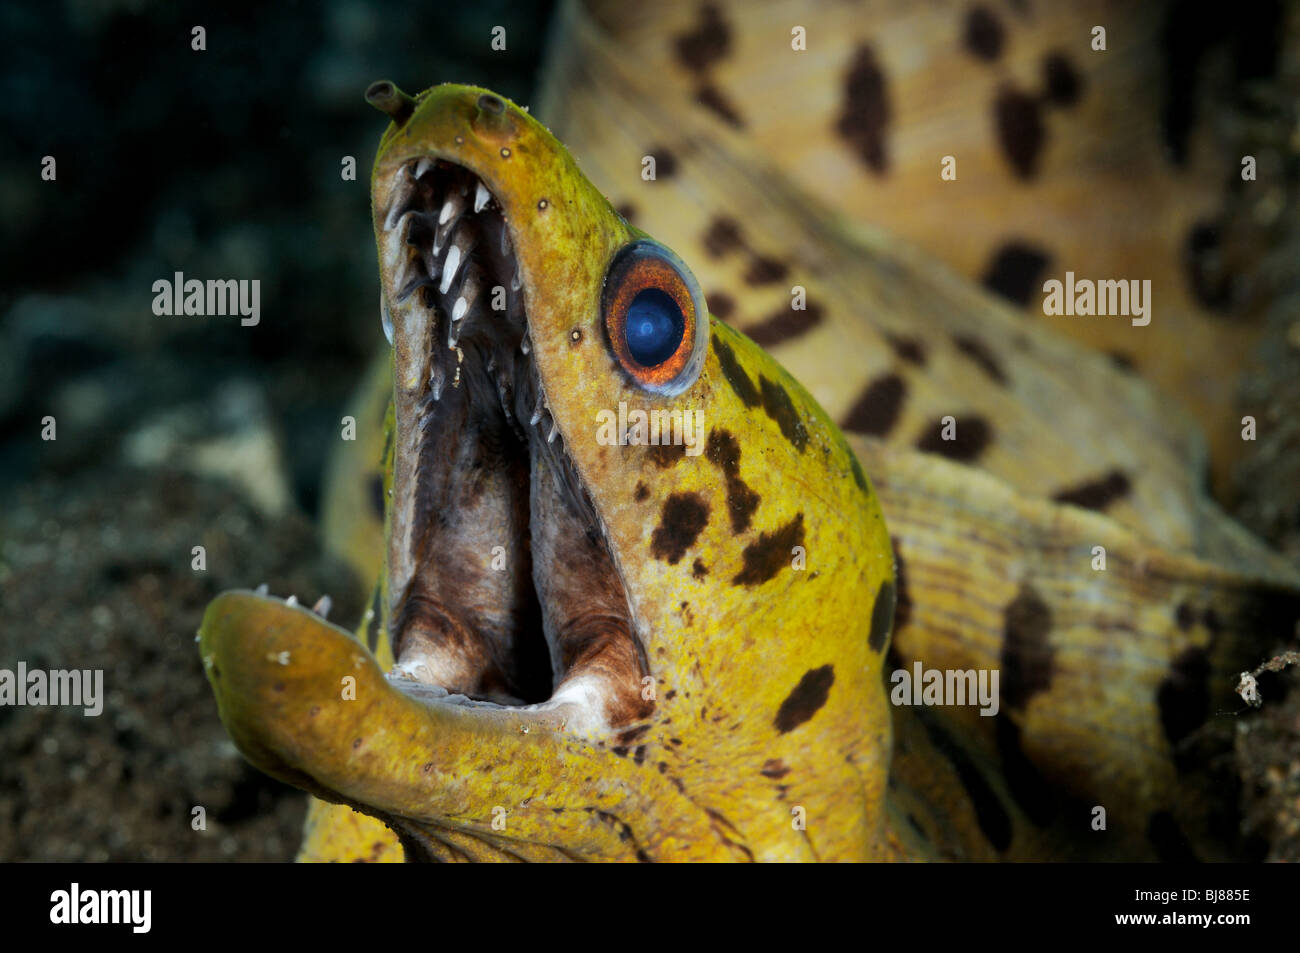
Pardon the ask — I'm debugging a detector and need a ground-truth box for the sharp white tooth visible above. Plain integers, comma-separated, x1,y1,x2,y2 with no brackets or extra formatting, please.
312,595,332,618
255,583,269,595
422,244,442,281
440,245,462,294
286,595,298,607
529,395,544,425
438,216,474,262
439,197,458,225
414,157,433,179
547,420,559,443
384,202,405,231
520,335,531,355
380,294,394,345
510,271,521,292
474,181,491,212
457,264,484,312
452,296,468,322
385,167,416,230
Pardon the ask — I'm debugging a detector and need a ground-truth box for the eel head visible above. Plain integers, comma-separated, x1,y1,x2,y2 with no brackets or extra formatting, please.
200,84,896,861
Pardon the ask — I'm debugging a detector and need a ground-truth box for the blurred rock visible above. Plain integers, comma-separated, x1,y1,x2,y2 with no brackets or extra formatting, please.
123,379,293,516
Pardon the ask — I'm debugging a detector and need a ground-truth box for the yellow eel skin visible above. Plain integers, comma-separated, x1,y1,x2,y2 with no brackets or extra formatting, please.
199,80,1300,862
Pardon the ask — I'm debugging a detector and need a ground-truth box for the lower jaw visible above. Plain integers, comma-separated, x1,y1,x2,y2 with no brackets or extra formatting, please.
199,591,607,791
198,590,639,867
200,589,733,861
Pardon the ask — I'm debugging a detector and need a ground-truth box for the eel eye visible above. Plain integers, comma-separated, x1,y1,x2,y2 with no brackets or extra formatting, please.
602,240,707,395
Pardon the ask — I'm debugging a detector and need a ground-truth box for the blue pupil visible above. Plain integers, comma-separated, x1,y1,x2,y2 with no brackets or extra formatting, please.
623,288,685,367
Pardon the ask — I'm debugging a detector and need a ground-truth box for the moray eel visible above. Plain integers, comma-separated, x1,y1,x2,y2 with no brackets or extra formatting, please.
203,82,896,862
201,78,1300,862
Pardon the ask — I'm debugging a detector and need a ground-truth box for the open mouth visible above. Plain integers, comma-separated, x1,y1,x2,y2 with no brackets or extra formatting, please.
376,156,651,735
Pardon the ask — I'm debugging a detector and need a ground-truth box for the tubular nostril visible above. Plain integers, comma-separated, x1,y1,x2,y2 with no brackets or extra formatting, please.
477,92,505,115
366,80,416,125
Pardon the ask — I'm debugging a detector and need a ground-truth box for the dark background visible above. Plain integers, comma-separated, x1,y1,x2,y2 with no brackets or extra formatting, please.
1,0,554,508
0,0,555,861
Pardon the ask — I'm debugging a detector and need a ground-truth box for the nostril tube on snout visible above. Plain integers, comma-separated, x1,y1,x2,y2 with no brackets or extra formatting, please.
366,80,416,125
477,92,505,115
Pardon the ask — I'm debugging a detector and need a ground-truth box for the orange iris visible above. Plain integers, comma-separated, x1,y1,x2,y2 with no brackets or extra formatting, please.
602,241,701,393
